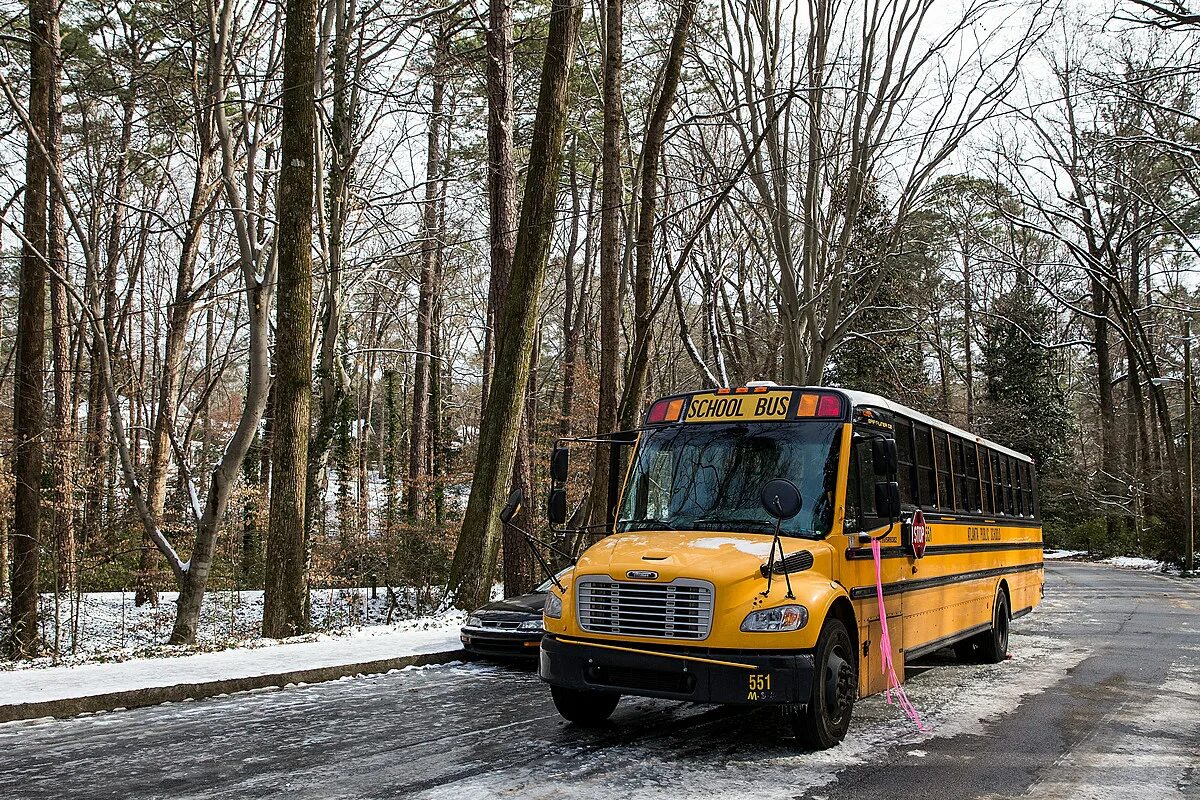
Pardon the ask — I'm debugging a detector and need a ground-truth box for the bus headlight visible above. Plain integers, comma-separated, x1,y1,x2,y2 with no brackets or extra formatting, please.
740,604,808,632
544,593,563,620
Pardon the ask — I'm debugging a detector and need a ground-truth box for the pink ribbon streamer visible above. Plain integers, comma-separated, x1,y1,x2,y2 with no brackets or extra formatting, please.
871,537,925,731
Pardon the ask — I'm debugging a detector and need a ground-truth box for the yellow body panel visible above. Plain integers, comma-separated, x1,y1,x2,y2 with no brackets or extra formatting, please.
545,414,1045,701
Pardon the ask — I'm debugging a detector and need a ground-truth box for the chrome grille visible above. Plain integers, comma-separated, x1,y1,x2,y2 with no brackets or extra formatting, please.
576,577,714,640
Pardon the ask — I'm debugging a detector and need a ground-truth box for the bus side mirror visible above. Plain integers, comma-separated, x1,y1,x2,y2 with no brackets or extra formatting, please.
500,488,523,525
548,488,567,526
874,481,901,520
550,446,569,484
872,438,898,477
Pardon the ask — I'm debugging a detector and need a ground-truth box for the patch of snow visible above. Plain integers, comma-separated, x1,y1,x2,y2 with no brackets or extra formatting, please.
1102,556,1166,571
0,611,463,709
691,537,774,557
1043,549,1087,560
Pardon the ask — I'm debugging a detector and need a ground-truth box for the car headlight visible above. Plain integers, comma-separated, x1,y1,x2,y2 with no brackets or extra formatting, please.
740,604,808,632
518,619,543,631
544,592,563,619
466,616,483,628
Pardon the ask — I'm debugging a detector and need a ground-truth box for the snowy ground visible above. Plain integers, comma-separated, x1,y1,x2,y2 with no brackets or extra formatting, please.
0,562,1196,799
0,585,480,672
1043,549,1183,573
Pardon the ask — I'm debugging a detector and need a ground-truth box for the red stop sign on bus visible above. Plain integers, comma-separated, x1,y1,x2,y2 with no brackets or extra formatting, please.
909,509,928,558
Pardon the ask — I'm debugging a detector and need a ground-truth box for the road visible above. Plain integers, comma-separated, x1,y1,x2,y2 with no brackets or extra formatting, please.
1,562,1197,799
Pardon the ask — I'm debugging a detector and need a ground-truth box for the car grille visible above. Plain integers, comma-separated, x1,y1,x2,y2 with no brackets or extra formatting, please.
576,577,714,640
479,619,524,630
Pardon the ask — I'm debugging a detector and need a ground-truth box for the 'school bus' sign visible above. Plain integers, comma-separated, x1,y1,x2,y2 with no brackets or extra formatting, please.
684,391,792,422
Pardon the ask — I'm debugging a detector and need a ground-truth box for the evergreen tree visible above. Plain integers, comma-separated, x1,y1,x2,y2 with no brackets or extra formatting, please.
978,285,1071,475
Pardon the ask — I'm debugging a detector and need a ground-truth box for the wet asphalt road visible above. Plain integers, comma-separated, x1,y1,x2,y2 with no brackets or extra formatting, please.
1,562,1197,800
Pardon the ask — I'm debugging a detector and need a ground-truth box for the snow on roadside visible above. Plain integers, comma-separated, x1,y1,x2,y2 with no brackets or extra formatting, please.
1043,549,1087,560
0,586,468,673
0,610,464,709
1101,555,1167,571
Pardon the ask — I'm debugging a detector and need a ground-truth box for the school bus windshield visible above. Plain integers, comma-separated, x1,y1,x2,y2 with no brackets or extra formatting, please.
616,422,842,537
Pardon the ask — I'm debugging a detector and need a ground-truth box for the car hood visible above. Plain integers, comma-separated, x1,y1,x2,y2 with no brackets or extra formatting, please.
474,592,548,615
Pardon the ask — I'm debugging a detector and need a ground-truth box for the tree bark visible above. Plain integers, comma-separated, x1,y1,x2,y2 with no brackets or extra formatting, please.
449,0,583,609
11,0,51,658
263,0,319,639
47,2,75,597
408,26,448,522
591,0,624,529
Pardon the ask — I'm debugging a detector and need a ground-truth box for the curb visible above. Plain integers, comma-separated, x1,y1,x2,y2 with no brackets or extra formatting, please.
0,648,468,724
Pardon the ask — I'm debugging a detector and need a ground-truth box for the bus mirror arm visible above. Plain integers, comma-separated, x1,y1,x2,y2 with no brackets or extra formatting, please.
499,488,569,593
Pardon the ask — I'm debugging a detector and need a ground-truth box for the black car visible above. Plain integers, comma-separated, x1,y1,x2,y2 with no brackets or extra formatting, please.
460,574,563,660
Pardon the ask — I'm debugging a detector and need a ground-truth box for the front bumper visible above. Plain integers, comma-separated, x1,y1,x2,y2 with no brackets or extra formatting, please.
460,628,543,659
539,634,814,705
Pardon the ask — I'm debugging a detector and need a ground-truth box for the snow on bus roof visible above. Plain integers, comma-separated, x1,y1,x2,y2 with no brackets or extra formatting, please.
834,387,1034,464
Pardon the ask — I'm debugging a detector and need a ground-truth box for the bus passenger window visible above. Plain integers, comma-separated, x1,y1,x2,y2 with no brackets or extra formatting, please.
963,442,981,513
895,418,915,505
914,424,935,508
952,437,967,512
1003,457,1016,515
991,452,1005,515
1014,460,1026,516
1024,463,1037,518
934,431,952,510
980,447,994,514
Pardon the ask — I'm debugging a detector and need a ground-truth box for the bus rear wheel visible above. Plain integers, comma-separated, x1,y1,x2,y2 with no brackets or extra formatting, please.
955,587,1010,664
550,686,620,726
787,618,856,750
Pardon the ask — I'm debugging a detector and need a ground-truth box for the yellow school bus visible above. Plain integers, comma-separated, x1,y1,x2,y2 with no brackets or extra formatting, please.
537,383,1043,748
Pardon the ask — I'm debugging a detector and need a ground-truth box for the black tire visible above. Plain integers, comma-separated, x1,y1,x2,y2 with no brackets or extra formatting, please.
956,587,1010,664
550,686,620,726
787,618,857,750
976,587,1010,663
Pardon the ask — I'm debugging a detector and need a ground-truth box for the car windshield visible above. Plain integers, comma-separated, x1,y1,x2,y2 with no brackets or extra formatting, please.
535,569,570,593
616,422,842,538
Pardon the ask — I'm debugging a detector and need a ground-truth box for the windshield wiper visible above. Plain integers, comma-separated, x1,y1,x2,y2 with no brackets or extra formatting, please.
619,519,676,531
693,518,776,532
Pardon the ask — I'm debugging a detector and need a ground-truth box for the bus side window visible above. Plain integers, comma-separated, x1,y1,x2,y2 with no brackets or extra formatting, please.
963,442,981,513
934,430,952,510
980,446,994,514
1004,457,1016,515
845,446,862,531
914,423,935,508
1015,460,1027,516
991,451,1005,516
895,418,915,505
1025,463,1038,519
951,437,966,512
856,438,878,519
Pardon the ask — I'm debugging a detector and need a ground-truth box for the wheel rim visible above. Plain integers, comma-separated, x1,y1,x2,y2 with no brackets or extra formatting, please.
996,598,1009,653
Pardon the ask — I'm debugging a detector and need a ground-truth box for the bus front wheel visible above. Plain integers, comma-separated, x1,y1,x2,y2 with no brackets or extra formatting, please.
551,686,620,726
787,618,856,750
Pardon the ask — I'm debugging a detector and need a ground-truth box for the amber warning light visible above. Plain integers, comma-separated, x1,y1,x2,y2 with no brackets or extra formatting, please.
646,397,686,424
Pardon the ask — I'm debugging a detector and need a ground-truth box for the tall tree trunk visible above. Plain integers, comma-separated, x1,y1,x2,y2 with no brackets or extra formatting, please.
263,0,319,639
11,0,51,658
591,0,623,529
618,0,696,429
47,3,75,597
1091,276,1118,544
481,0,517,419
448,0,583,609
408,26,448,522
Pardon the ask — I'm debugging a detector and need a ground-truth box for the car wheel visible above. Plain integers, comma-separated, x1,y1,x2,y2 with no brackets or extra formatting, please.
550,686,620,726
786,618,856,750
